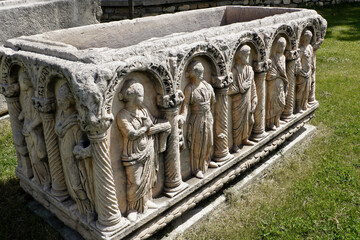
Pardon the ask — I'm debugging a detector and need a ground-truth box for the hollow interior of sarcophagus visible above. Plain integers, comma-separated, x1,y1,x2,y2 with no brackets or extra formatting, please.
40,6,300,50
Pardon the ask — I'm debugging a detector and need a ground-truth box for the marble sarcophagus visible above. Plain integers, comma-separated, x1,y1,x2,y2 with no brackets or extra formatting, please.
0,6,326,240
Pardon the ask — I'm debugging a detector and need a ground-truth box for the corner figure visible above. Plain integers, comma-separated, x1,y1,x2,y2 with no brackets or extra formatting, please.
295,30,314,113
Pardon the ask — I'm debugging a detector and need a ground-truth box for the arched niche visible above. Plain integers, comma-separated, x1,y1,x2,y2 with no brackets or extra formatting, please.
299,17,325,50
270,24,297,54
177,50,225,180
227,40,261,149
109,65,171,215
175,43,227,90
228,32,266,69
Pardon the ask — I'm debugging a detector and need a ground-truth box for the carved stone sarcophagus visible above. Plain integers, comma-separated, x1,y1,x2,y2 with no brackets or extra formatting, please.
0,6,326,240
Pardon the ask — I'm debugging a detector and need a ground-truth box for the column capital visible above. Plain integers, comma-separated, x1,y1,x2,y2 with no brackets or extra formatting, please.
0,82,20,98
32,97,56,113
253,59,272,73
285,49,299,61
212,73,232,89
157,90,184,109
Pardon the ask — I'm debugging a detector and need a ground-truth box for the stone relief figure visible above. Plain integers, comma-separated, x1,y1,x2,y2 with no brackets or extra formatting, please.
54,82,95,222
116,79,171,222
266,37,288,130
295,30,314,113
229,45,257,153
179,60,218,179
18,70,50,190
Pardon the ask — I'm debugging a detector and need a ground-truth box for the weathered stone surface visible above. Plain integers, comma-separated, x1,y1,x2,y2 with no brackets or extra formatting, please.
0,0,101,115
178,4,190,11
0,6,326,240
0,0,101,44
0,95,7,115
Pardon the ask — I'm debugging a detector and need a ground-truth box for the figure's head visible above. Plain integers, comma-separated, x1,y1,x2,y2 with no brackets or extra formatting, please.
275,37,287,54
119,80,144,106
56,82,75,110
186,60,204,82
18,69,32,91
301,30,313,46
235,45,251,65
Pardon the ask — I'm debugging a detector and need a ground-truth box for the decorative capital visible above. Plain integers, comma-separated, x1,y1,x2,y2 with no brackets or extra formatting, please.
157,90,184,109
81,112,114,136
32,97,56,113
253,59,272,73
285,50,299,61
0,82,20,98
212,73,233,89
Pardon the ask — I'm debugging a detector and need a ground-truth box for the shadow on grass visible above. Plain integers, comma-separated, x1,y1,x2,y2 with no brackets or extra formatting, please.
0,177,62,240
314,3,360,41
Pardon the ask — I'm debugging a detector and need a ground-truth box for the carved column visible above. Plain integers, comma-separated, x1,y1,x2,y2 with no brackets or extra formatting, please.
282,50,299,120
308,49,318,105
250,60,271,142
157,91,188,198
213,75,233,163
0,82,33,178
85,119,123,231
33,97,68,201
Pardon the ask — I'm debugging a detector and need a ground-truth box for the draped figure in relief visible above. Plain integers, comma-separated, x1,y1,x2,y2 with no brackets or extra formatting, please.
295,30,314,113
55,82,95,222
179,60,218,179
117,80,171,222
18,70,50,190
229,45,257,153
266,37,288,130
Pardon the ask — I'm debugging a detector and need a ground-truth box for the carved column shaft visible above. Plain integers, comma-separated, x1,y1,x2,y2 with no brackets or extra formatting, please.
33,97,69,201
158,91,188,198
282,59,296,119
213,87,232,162
162,108,185,194
6,97,33,178
40,113,68,200
308,51,317,104
251,70,267,141
89,133,122,231
282,50,298,120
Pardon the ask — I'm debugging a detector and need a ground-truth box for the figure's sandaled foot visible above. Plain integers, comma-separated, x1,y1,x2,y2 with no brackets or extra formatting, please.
127,210,138,222
267,125,276,131
147,200,158,209
231,145,241,153
195,171,204,179
209,161,219,168
243,139,255,146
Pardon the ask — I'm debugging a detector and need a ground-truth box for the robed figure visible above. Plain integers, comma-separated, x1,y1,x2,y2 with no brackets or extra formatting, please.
117,80,170,222
179,60,218,179
266,37,288,130
229,45,257,153
295,30,314,113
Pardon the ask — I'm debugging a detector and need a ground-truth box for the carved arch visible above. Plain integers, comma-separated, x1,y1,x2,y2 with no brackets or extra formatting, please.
105,61,174,112
299,17,326,50
174,43,227,89
0,57,30,98
270,24,297,51
229,31,266,67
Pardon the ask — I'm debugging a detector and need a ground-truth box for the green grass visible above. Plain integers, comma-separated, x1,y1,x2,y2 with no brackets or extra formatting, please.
1,3,360,240
181,3,360,240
